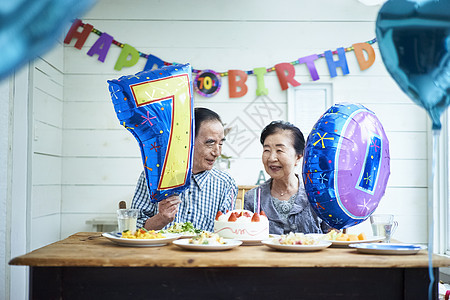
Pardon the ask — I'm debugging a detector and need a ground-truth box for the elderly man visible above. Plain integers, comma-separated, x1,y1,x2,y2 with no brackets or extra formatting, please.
131,107,237,232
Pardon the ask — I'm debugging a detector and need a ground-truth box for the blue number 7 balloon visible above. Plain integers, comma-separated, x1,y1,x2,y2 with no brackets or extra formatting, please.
107,64,195,202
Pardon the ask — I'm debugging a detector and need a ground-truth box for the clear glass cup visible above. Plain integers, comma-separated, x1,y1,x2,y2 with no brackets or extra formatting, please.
370,214,398,243
117,209,139,233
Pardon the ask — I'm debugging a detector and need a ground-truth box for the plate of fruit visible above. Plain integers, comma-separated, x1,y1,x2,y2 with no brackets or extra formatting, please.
321,230,384,247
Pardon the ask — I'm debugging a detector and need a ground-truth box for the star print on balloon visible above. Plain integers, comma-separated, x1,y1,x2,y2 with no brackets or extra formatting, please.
108,64,195,202
302,103,390,229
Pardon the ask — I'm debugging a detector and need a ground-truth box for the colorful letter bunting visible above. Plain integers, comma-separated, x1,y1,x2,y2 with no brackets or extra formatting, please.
65,19,378,98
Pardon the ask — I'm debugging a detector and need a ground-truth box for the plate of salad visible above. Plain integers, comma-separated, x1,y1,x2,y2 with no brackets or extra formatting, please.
159,222,202,238
172,232,242,251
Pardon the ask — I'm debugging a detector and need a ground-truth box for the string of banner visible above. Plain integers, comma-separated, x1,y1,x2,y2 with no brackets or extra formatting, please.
64,19,377,98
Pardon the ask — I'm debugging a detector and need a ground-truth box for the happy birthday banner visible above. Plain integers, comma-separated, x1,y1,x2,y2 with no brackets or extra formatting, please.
64,19,377,98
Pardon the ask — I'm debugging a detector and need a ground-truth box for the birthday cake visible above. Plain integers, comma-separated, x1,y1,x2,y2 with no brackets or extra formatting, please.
213,209,269,241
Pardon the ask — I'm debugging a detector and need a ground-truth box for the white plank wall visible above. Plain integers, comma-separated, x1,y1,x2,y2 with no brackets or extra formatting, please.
54,0,430,243
31,42,64,250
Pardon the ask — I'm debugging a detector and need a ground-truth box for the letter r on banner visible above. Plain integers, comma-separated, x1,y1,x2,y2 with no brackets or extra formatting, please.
275,63,301,90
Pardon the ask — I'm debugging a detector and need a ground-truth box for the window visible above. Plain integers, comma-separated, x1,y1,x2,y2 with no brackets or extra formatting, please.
287,83,333,137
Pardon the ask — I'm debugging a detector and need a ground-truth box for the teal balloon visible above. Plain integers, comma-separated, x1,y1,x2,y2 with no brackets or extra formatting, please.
0,0,94,81
376,0,450,130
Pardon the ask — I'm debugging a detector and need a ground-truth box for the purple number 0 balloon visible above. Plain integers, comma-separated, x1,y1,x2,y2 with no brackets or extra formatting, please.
302,103,390,229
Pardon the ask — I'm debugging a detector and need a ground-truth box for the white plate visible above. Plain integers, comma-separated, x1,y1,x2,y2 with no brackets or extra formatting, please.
177,233,196,239
157,229,200,239
349,243,427,255
102,232,181,247
172,239,242,251
328,236,385,247
159,232,196,239
236,238,269,246
261,239,332,251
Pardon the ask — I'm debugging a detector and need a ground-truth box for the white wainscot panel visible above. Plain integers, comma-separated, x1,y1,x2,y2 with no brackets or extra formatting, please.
363,103,428,132
34,122,62,156
64,96,286,131
196,101,288,130
392,214,427,244
30,214,61,251
332,76,414,105
221,136,261,161
61,213,116,239
34,88,63,127
62,185,136,213
375,187,427,216
32,154,62,185
65,73,395,107
34,58,63,84
348,214,427,244
85,0,379,22
63,101,122,130
63,129,140,157
63,157,142,185
388,132,427,160
33,65,63,98
347,187,427,244
31,185,61,218
39,42,64,72
227,158,269,186
388,159,427,187
65,74,114,102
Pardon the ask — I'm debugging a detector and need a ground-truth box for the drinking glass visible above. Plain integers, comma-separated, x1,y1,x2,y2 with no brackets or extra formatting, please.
117,209,139,233
369,214,398,243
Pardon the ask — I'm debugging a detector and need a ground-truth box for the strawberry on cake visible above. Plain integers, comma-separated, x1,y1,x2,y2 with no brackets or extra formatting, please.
214,209,269,241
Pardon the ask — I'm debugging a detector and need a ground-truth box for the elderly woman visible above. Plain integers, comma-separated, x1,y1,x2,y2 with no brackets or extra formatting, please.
244,121,330,235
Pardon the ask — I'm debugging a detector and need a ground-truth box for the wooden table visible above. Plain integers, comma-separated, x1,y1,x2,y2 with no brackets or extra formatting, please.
9,232,450,299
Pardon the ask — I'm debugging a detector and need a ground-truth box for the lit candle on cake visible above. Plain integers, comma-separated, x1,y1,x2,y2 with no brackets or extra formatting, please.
257,187,261,213
253,189,257,213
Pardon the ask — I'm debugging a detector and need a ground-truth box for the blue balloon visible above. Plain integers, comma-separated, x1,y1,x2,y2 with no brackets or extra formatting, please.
302,103,390,229
376,0,450,130
108,64,195,202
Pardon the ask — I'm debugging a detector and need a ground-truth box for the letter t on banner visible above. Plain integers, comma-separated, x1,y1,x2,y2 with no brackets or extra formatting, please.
228,70,248,98
298,54,320,81
324,47,350,78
